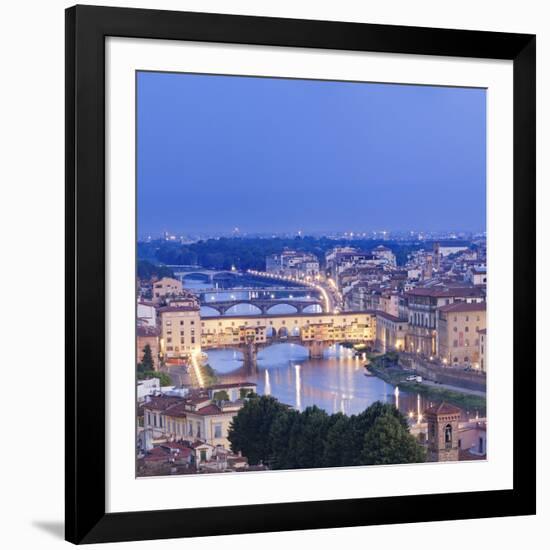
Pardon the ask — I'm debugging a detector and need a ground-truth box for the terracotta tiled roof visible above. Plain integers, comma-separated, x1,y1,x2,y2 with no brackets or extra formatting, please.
424,402,462,416
376,311,407,323
143,395,183,412
158,305,200,313
163,402,188,418
406,286,484,298
137,325,160,337
438,302,486,313
208,382,257,390
195,404,223,416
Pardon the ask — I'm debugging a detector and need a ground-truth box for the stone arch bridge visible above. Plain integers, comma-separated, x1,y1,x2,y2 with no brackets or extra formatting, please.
200,298,325,315
200,311,376,372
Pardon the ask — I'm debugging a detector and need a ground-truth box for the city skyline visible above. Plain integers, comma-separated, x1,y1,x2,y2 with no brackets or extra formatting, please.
137,72,486,236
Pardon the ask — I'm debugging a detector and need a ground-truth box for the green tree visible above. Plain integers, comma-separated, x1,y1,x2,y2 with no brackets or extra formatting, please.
228,395,288,465
239,388,254,399
268,408,300,469
212,390,230,402
357,401,408,432
137,371,172,387
140,344,154,372
360,414,426,465
137,259,174,281
322,412,351,467
286,406,331,469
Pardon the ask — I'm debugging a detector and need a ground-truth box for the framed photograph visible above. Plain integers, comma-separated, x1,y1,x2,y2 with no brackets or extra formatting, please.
65,5,536,544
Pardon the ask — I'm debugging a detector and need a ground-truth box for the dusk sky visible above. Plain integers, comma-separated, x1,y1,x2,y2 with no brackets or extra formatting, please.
137,71,486,236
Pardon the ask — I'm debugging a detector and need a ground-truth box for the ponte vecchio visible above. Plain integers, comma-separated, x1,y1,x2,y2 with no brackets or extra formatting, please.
200,311,376,371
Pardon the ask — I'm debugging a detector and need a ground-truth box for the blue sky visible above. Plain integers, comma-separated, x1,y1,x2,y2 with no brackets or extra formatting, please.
137,71,486,236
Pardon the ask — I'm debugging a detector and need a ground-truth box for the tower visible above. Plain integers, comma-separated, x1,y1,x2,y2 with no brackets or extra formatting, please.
423,254,433,280
425,402,461,462
433,242,441,271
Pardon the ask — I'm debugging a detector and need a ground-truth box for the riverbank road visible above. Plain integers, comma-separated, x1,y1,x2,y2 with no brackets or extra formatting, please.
421,379,486,397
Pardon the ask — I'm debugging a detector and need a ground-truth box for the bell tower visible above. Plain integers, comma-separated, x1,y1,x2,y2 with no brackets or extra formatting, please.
425,402,461,462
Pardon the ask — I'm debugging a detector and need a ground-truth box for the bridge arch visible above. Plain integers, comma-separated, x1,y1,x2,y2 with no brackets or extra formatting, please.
278,326,289,339
181,272,211,281
224,302,263,316
265,302,299,314
200,305,222,316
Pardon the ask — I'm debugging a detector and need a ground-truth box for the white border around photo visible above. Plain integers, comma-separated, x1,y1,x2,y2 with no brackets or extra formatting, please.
105,37,513,514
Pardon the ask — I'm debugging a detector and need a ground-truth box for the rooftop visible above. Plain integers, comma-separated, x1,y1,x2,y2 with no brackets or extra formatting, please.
438,302,487,313
406,286,485,299
142,395,183,412
208,382,257,390
424,402,462,416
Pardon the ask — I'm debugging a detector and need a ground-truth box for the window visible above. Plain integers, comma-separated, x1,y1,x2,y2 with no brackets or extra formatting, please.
180,320,184,325
445,424,453,449
213,423,222,438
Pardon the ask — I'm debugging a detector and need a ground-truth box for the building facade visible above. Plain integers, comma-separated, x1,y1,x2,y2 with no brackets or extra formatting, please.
159,304,201,359
142,384,253,449
437,302,486,366
375,312,408,353
405,287,485,357
478,328,487,372
151,277,183,304
266,250,320,279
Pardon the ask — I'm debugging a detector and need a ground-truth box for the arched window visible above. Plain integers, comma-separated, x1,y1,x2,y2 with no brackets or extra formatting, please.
445,424,453,449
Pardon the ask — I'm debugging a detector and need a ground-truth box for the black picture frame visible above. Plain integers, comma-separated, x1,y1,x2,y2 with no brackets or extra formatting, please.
65,4,536,544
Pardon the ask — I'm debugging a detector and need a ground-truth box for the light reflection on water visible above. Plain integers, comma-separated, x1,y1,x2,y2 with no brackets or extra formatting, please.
184,277,430,417
206,343,427,416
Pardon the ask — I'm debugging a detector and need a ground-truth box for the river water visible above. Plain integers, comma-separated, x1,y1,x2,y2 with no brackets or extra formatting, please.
184,274,432,417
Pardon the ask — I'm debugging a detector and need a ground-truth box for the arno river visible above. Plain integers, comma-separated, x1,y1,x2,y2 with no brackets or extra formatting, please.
184,274,430,417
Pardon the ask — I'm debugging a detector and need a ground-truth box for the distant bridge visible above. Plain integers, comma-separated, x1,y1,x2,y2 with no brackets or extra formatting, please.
197,286,317,295
200,298,325,315
166,266,240,283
